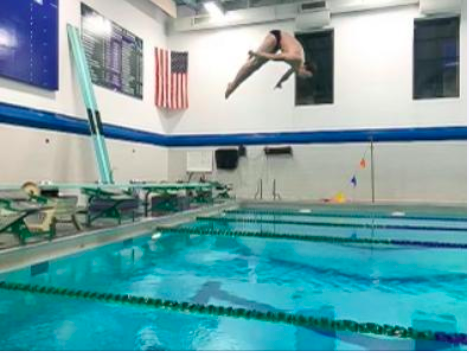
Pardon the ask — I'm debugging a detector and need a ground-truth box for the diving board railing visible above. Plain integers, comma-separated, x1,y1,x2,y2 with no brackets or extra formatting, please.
67,25,113,185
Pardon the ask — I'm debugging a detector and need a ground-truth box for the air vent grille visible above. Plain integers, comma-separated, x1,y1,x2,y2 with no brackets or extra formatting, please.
300,0,327,12
192,15,211,25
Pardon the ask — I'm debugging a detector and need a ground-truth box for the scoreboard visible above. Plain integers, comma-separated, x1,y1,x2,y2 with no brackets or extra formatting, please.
81,3,143,99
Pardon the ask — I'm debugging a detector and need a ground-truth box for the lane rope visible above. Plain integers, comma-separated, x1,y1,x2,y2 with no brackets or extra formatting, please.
227,209,467,224
199,216,467,232
156,226,467,250
0,282,465,346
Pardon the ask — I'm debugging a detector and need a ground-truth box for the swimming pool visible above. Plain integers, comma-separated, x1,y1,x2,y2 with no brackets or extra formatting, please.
0,206,466,350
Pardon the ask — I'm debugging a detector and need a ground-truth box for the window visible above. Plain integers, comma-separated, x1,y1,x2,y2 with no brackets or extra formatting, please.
295,30,334,106
414,16,460,99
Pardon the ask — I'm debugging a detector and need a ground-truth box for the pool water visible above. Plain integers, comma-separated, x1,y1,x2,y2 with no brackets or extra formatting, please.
0,208,466,351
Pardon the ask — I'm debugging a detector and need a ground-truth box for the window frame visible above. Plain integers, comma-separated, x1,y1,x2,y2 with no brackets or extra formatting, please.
295,29,335,107
413,15,461,100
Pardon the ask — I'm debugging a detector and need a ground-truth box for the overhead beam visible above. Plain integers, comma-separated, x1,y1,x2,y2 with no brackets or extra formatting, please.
149,0,178,18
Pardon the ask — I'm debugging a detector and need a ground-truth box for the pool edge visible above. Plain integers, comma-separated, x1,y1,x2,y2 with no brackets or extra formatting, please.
0,201,239,274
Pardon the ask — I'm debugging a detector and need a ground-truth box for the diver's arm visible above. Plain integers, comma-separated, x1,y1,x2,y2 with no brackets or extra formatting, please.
274,68,295,89
249,50,287,62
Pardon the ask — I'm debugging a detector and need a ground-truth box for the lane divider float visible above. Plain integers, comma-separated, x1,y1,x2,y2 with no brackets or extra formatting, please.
0,281,465,346
226,209,467,224
198,216,467,232
156,226,467,250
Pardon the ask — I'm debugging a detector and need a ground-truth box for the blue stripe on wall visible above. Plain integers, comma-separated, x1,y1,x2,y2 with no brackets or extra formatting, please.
0,101,466,147
165,126,467,146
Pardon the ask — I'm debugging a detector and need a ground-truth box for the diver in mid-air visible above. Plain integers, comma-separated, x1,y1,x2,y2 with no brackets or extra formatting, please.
225,30,316,99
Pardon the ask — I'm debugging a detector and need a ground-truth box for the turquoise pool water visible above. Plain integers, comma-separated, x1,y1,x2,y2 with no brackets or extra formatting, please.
0,208,466,350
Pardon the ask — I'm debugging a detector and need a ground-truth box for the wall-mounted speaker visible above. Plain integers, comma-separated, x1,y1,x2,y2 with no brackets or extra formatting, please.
264,146,293,156
215,149,239,170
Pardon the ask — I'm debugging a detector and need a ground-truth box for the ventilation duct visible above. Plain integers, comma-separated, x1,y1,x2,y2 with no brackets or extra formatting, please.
171,0,420,32
299,0,327,13
419,0,461,15
192,15,212,25
296,10,330,29
295,0,330,30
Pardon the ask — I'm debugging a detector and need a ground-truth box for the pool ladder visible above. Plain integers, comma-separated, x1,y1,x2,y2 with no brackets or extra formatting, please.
254,179,282,200
272,179,282,200
254,179,263,200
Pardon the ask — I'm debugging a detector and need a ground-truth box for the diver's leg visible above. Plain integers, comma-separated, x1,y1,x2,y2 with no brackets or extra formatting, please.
225,33,277,99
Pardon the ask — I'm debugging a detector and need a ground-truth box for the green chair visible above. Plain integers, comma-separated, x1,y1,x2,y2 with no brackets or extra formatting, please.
0,193,56,245
82,188,140,226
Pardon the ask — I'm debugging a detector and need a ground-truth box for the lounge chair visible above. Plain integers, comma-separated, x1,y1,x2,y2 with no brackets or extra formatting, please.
52,196,82,230
22,183,82,231
82,187,140,226
0,191,56,244
149,191,191,216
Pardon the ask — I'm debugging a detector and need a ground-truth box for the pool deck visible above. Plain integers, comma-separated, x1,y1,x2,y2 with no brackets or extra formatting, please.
0,200,238,274
239,199,467,218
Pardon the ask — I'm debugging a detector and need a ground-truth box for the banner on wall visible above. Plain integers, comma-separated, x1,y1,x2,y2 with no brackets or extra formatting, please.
155,48,189,110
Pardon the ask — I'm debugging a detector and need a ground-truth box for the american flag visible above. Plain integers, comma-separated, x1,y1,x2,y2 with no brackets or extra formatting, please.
155,48,189,110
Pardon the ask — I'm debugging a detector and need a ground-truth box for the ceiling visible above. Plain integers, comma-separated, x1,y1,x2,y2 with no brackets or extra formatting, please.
175,0,307,14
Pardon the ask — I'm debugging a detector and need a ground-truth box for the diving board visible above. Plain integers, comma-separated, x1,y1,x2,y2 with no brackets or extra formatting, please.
67,25,114,184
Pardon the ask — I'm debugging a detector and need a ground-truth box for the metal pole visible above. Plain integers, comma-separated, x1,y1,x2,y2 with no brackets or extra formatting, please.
370,139,376,204
260,179,263,200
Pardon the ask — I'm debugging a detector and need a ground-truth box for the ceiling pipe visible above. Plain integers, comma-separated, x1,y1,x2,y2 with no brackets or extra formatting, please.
170,0,420,32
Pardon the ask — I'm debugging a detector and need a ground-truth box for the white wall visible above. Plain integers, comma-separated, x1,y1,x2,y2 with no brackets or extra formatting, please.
0,0,168,133
168,141,467,204
0,124,168,184
167,4,467,134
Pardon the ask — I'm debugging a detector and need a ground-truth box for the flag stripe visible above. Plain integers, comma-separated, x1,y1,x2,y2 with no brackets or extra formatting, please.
159,48,163,107
165,50,168,108
155,48,159,106
156,49,160,107
161,49,165,108
163,49,166,108
159,49,163,107
173,74,176,109
177,73,181,109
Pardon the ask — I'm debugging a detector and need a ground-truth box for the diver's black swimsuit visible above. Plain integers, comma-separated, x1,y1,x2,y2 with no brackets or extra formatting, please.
270,30,282,52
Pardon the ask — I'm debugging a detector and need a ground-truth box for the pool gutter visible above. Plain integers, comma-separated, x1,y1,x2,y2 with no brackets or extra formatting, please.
239,199,467,217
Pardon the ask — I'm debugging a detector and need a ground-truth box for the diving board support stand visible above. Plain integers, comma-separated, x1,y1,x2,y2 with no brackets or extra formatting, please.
67,25,114,184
